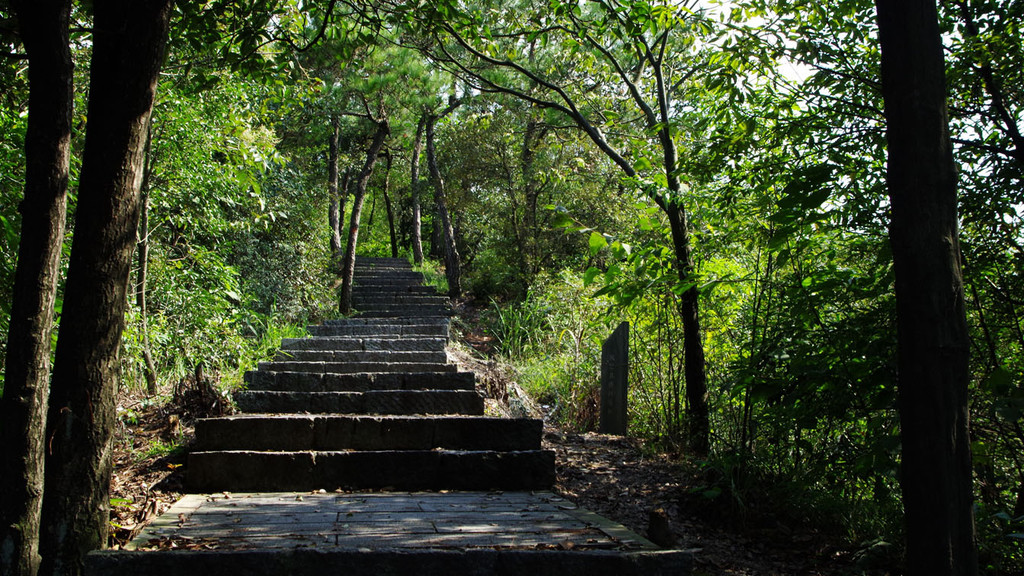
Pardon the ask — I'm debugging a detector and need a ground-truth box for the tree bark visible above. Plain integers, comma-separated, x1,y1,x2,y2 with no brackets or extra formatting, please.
875,1,977,574
426,112,461,297
381,151,398,258
327,117,343,261
338,119,390,315
0,1,73,574
520,118,548,275
137,126,158,396
410,114,426,265
37,1,173,574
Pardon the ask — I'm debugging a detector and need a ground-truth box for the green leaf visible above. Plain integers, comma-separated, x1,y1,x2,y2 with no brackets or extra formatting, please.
551,212,574,229
583,267,601,286
589,231,608,255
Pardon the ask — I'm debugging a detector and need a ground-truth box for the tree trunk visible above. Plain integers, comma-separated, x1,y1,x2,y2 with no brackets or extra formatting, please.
382,151,398,258
137,125,158,396
410,114,426,265
328,117,343,261
426,114,461,297
520,118,547,275
137,191,158,396
37,1,173,574
338,119,390,315
338,168,351,243
875,1,977,574
663,201,710,457
429,211,442,260
0,2,73,574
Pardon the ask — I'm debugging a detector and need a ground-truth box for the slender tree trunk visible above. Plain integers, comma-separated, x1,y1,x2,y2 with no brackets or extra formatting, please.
382,151,398,258
429,212,442,260
662,202,710,457
38,2,173,574
0,2,73,574
367,177,377,228
137,192,158,396
426,113,461,297
338,119,390,315
410,114,426,265
327,117,343,261
338,168,351,242
136,124,158,396
520,118,547,275
875,1,977,574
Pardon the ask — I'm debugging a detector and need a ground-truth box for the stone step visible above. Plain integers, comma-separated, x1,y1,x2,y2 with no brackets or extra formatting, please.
354,302,449,311
281,336,448,352
353,270,424,280
247,368,475,391
355,256,411,266
351,310,452,320
89,545,693,576
353,284,439,295
353,278,428,287
351,295,450,306
187,449,556,492
244,370,476,393
273,350,449,363
307,324,449,338
234,390,485,415
194,415,541,452
352,309,454,319
257,361,457,374
322,317,449,326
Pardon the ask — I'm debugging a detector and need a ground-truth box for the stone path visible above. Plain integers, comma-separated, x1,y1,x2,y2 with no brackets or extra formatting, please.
123,491,652,550
87,257,692,574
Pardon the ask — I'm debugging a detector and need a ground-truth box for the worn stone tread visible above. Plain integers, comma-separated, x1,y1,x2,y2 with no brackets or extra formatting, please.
273,350,449,363
235,390,484,415
280,336,448,352
187,450,557,492
195,416,541,451
257,360,458,374
243,370,476,392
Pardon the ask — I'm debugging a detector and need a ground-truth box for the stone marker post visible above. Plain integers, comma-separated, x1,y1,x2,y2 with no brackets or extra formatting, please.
600,321,629,435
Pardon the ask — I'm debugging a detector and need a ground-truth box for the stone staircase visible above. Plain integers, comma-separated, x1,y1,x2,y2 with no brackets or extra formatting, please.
186,257,556,492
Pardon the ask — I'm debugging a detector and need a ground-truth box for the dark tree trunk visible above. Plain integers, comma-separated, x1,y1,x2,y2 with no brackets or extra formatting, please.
425,113,461,298
338,168,351,242
520,118,548,275
366,176,377,228
0,1,73,574
137,126,158,396
328,118,343,261
382,151,398,258
338,119,390,315
875,1,977,574
38,1,173,574
662,201,710,457
410,114,426,265
429,211,442,260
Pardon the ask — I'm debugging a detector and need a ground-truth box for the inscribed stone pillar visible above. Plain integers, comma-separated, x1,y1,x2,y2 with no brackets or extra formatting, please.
600,321,629,435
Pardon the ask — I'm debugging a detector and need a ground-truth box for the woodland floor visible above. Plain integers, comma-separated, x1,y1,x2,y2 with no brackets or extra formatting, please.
108,302,898,575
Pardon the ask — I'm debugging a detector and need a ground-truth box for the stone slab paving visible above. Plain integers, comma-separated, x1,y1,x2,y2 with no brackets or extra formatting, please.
127,491,656,552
